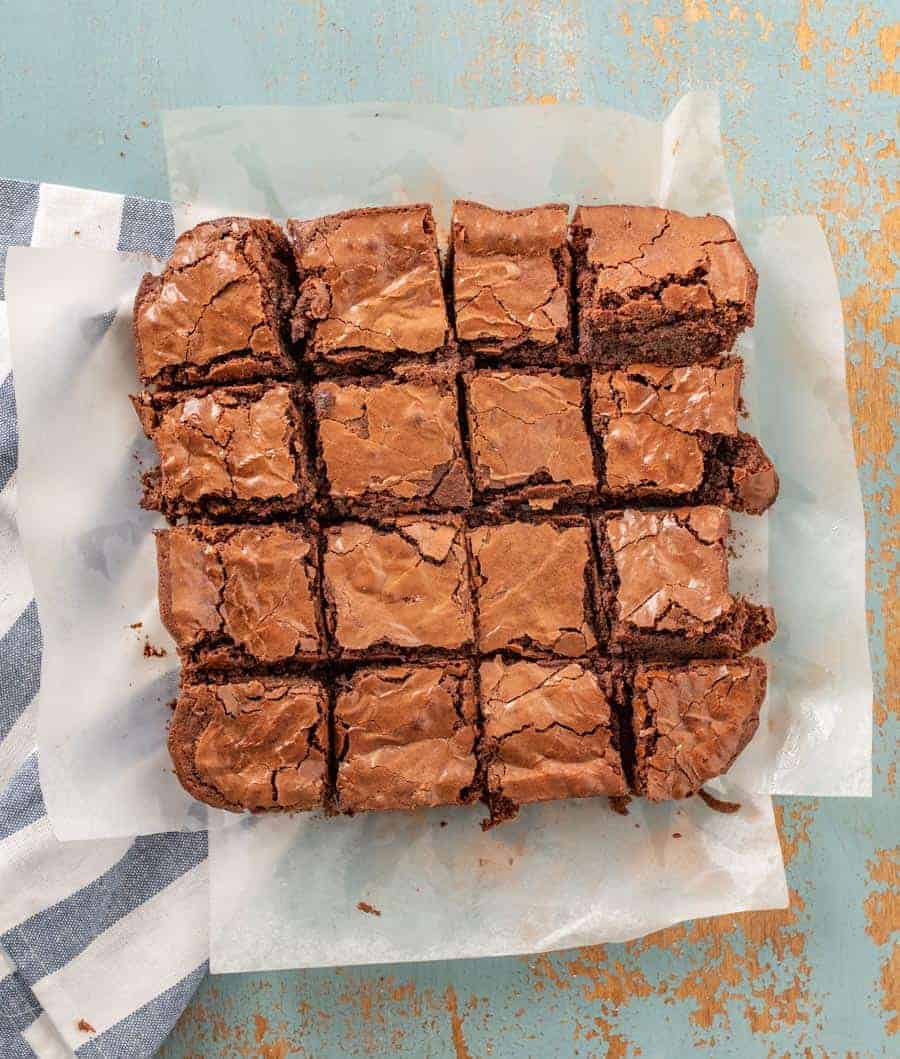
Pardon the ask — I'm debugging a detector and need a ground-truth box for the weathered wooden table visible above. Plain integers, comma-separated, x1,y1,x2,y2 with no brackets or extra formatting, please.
5,2,895,1054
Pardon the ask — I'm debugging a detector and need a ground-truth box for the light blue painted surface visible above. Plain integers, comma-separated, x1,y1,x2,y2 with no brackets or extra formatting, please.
3,2,896,1055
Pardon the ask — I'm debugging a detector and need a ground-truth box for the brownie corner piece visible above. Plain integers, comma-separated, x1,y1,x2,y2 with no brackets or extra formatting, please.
596,506,776,658
334,661,478,813
168,675,328,812
450,199,575,364
632,656,767,800
479,656,627,821
134,216,297,389
571,205,757,368
286,204,452,373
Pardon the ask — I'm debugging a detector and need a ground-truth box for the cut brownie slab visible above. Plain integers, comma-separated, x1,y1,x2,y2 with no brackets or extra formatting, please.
168,676,328,812
469,518,599,657
287,204,452,374
334,662,478,812
314,368,470,515
134,217,297,389
480,657,627,822
134,382,310,521
157,524,323,674
596,507,775,658
463,370,596,510
632,657,767,800
591,360,778,513
323,517,474,659
450,200,574,364
571,206,757,367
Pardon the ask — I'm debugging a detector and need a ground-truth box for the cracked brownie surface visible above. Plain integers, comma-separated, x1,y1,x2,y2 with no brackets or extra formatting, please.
632,658,766,800
169,676,328,812
334,663,478,812
287,204,452,373
134,217,297,388
572,205,757,367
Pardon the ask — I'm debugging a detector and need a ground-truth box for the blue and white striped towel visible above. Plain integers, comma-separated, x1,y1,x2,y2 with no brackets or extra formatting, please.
1,180,208,1059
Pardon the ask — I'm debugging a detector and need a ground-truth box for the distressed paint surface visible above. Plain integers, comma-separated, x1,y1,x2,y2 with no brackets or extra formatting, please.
3,1,897,1055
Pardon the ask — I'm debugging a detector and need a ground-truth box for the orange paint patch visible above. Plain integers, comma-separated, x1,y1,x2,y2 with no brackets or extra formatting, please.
565,948,653,1008
683,0,710,23
253,1013,268,1044
865,848,900,946
880,942,900,1034
775,801,816,865
444,986,473,1059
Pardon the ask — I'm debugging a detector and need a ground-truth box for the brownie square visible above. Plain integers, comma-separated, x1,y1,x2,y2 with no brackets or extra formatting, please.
287,204,452,374
134,217,297,389
314,368,470,515
334,662,478,812
632,657,767,800
596,507,776,658
480,657,627,821
571,206,757,368
168,676,328,812
450,200,574,364
469,518,598,657
157,524,323,674
133,382,310,521
591,360,778,513
464,370,596,510
323,516,474,658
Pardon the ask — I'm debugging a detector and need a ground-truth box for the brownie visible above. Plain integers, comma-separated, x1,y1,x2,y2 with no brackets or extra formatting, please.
287,204,452,373
480,657,627,822
450,200,574,363
469,517,598,657
156,524,323,674
591,360,778,513
571,206,757,367
632,657,767,800
134,217,297,389
133,382,309,521
596,507,776,658
168,676,328,812
464,370,596,510
322,516,474,658
333,662,478,812
313,368,470,514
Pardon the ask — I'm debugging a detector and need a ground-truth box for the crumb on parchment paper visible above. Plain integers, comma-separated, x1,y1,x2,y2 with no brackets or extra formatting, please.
356,901,382,917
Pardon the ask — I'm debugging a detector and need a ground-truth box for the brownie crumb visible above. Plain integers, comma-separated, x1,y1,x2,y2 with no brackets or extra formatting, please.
672,832,682,839
143,639,166,658
608,794,631,816
357,901,382,917
697,788,742,814
129,621,143,629
77,1019,96,1034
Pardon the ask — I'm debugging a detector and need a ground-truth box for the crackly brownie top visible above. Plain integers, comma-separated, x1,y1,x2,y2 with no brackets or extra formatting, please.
135,217,294,385
314,374,469,507
573,205,756,316
470,519,596,656
324,518,473,652
334,664,477,811
465,371,595,497
452,200,570,348
632,658,766,800
175,677,327,811
480,657,626,802
288,205,450,360
604,507,734,634
157,525,319,662
592,361,741,493
148,385,302,504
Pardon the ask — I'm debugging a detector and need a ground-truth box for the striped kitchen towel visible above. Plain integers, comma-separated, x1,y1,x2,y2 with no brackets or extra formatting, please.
0,180,208,1059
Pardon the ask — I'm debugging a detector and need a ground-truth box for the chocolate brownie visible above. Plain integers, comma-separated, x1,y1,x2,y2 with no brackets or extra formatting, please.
469,518,599,657
322,517,474,658
156,524,323,674
287,205,452,373
133,382,309,521
480,657,627,822
333,662,478,812
313,368,470,514
450,200,574,363
632,657,767,800
168,676,328,812
134,217,297,389
571,206,757,367
591,360,778,513
596,507,776,658
463,370,596,510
